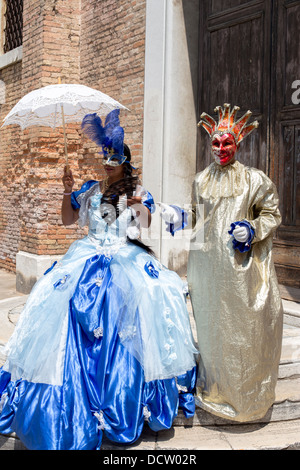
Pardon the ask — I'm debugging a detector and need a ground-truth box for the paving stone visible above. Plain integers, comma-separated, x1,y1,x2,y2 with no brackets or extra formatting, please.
219,419,300,450
0,433,27,450
101,426,157,451
155,426,232,450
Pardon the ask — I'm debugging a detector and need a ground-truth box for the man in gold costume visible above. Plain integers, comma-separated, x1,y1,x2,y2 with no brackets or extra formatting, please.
161,103,283,422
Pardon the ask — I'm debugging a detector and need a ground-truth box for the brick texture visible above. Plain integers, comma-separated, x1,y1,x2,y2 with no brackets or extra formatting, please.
0,0,146,272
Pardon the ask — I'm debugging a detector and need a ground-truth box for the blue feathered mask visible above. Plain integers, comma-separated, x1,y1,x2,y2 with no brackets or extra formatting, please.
81,109,126,165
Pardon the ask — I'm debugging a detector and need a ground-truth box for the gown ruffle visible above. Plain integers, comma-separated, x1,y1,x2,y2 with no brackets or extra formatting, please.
0,181,198,450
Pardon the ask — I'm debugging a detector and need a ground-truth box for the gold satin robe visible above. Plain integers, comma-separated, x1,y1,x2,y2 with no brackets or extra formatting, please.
187,160,283,422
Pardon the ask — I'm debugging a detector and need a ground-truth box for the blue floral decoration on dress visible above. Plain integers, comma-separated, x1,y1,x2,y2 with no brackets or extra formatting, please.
53,274,71,290
144,261,159,279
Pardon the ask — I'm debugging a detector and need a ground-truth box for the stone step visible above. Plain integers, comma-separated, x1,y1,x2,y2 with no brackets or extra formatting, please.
174,376,300,427
283,299,300,328
279,325,300,378
2,417,300,451
102,419,300,451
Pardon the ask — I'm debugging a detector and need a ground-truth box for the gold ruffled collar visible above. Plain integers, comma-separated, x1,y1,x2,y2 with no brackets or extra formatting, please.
196,160,246,199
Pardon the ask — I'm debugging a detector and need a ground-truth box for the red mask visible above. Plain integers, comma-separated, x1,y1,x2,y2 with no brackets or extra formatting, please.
198,104,259,162
211,133,237,166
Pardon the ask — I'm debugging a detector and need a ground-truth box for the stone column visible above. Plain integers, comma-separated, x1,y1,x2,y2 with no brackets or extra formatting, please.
143,0,199,274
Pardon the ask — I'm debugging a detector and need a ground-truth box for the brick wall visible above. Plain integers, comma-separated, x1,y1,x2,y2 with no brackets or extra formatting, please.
0,0,146,273
0,60,23,271
80,0,146,170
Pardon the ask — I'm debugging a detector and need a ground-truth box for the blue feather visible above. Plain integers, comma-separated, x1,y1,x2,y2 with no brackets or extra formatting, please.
82,110,124,156
105,109,120,130
111,126,124,155
81,113,105,147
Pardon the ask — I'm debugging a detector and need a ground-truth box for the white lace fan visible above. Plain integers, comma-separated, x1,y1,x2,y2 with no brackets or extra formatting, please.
2,82,128,166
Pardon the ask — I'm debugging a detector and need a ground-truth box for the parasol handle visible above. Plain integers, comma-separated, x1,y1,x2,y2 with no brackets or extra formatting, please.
60,103,69,171
58,77,69,172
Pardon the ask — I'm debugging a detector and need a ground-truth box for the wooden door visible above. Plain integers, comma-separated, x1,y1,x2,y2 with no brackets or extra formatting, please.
197,0,300,298
270,0,300,295
197,0,272,172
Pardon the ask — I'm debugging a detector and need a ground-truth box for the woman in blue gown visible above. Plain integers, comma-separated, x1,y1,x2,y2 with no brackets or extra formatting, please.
0,110,197,450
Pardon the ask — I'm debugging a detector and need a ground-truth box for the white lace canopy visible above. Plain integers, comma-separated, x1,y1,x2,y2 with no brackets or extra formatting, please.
2,84,128,129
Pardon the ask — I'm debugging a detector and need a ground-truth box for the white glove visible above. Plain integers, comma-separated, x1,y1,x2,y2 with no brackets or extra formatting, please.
157,202,181,224
232,225,250,243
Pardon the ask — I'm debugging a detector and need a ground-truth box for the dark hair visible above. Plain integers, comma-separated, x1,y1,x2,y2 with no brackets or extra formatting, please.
124,143,131,161
123,143,133,178
123,143,155,256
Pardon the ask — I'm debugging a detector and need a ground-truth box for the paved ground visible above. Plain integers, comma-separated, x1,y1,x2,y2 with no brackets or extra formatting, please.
0,268,300,451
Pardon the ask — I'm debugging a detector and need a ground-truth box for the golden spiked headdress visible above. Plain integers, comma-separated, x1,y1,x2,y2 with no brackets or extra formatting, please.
198,103,259,144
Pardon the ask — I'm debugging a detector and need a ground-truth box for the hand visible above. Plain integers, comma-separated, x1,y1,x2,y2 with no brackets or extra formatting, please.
126,196,151,228
127,196,142,207
127,196,142,217
62,165,74,193
232,225,250,243
157,202,180,224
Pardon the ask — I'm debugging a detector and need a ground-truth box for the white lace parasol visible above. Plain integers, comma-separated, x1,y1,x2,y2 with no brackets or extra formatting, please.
2,83,128,162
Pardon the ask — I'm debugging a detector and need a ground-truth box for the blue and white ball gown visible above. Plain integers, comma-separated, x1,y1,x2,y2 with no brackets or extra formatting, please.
0,181,198,450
